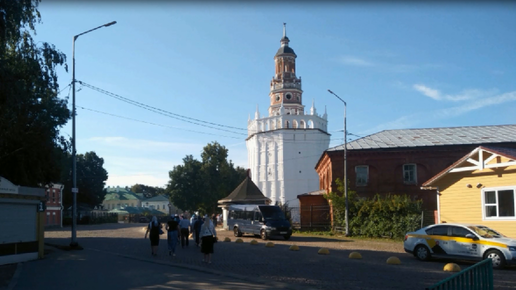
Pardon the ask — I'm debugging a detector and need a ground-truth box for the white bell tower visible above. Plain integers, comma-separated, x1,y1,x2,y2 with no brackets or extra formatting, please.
246,24,330,222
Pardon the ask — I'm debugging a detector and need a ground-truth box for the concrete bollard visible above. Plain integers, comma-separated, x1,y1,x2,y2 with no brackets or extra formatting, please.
250,239,258,245
224,237,231,242
386,256,401,264
235,238,244,243
318,248,330,255
348,252,362,259
443,263,461,272
265,242,274,247
289,245,300,251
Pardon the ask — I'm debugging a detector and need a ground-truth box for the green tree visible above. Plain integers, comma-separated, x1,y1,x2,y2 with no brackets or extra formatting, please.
130,184,165,197
0,0,70,186
166,142,247,213
61,152,108,207
167,155,205,212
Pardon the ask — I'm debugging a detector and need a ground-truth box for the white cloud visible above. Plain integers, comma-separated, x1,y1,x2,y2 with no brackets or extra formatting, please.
413,84,442,100
338,56,375,67
437,91,516,118
413,84,498,102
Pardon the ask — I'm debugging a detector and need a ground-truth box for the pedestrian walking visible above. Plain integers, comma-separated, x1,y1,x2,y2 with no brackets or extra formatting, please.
212,214,217,228
144,216,162,256
200,214,217,264
190,214,197,241
193,215,204,247
166,215,179,256
179,214,191,248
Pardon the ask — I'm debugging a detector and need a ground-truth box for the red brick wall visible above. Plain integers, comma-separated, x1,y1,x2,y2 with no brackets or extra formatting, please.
45,186,62,227
317,143,516,211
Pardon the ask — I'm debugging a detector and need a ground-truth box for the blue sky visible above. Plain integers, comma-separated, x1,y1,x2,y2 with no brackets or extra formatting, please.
34,2,516,188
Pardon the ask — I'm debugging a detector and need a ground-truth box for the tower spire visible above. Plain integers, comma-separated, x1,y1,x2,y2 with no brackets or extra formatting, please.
283,23,286,38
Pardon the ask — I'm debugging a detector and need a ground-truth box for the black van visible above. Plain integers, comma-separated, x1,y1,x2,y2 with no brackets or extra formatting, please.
227,204,292,240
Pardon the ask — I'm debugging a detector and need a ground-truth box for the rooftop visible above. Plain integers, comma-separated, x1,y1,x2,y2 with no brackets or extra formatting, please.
328,124,516,151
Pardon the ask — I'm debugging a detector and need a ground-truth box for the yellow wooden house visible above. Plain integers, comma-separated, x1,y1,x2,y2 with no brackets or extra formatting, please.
422,146,516,238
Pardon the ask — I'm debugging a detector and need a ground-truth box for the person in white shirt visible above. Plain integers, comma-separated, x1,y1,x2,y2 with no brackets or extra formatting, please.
200,214,217,264
178,214,191,248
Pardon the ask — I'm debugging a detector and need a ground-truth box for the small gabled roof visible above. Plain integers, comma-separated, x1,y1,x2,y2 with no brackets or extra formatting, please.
218,176,271,205
144,195,169,202
422,145,516,187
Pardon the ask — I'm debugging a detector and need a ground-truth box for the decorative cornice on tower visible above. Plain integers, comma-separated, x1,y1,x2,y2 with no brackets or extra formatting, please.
310,99,316,115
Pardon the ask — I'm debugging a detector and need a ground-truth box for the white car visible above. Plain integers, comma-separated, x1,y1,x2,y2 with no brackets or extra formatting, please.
404,223,516,268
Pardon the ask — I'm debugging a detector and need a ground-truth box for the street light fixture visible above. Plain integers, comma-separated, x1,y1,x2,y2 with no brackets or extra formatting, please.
70,21,116,248
327,89,349,237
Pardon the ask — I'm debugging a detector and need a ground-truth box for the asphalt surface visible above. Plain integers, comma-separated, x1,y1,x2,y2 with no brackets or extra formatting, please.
8,246,297,290
5,223,516,290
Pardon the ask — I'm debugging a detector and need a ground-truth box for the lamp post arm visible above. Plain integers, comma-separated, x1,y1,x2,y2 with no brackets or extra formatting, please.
74,21,117,40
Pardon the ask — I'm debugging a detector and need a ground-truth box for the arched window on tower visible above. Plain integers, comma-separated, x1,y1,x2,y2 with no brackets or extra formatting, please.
285,121,290,128
307,120,314,129
300,120,305,129
293,120,298,129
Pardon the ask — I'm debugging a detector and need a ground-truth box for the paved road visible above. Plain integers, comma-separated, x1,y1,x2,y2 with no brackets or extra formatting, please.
9,223,516,290
10,246,296,290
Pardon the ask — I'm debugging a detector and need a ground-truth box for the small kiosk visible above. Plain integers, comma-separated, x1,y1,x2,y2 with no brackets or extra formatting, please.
0,177,46,265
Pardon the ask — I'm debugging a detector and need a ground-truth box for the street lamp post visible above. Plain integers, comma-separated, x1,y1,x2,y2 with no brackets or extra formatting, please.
327,89,349,236
71,21,116,247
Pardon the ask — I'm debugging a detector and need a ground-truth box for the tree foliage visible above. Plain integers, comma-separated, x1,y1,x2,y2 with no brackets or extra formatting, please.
130,184,165,197
166,142,247,214
61,152,108,207
326,178,422,239
0,0,70,186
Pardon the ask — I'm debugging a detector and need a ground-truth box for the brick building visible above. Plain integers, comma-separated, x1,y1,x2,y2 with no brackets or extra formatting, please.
44,184,64,227
315,124,516,224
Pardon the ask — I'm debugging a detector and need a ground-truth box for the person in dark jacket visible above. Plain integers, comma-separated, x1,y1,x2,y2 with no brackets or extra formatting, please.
193,216,204,247
144,216,162,256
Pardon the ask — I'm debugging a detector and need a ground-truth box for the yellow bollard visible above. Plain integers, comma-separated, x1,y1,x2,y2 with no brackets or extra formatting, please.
443,263,461,272
349,252,362,259
250,239,258,245
318,248,330,255
235,238,244,243
224,237,231,242
386,256,401,264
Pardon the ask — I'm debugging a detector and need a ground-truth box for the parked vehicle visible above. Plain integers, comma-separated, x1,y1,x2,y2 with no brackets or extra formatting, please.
139,216,150,223
228,204,292,240
404,223,516,268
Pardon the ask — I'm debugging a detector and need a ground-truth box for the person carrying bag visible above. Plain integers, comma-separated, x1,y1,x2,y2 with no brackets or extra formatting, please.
200,214,217,264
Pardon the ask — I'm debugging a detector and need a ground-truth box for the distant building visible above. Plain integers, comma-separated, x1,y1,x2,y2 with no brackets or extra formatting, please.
315,124,516,225
246,24,330,221
44,184,64,227
143,194,176,215
103,186,141,210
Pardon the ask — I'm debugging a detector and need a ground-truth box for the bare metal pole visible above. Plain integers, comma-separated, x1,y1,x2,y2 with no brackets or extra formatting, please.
70,21,117,248
328,89,349,236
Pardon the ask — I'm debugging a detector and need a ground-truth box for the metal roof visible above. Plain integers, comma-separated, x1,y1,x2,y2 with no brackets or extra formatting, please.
327,124,516,151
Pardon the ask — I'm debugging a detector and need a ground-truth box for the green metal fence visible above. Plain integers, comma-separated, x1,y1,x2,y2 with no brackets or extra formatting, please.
426,258,493,290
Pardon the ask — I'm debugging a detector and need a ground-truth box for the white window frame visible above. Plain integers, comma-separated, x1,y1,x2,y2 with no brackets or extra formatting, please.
355,165,369,186
481,186,516,220
403,163,417,184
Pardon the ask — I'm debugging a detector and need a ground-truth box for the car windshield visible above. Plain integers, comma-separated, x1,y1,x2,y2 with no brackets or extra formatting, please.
467,225,505,238
259,206,286,221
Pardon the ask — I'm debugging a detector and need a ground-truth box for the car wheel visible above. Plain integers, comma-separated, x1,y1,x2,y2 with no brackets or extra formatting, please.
415,245,431,261
234,227,242,237
484,250,506,269
260,230,268,240
284,235,291,240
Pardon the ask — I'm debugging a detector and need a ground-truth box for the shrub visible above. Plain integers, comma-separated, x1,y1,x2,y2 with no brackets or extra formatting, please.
325,178,422,239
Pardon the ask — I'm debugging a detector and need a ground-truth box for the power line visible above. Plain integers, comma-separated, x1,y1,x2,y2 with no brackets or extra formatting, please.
77,106,243,140
76,81,247,136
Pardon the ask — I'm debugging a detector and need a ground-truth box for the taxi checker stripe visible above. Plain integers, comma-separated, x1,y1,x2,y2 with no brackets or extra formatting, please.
407,234,508,248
